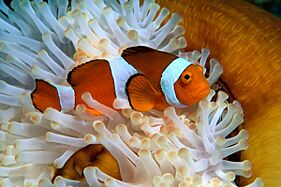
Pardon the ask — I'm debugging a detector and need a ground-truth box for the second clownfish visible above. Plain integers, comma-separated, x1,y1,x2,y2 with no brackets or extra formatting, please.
31,46,210,113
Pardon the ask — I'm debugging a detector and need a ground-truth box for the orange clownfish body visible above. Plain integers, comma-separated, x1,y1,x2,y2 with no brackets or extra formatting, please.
31,46,210,113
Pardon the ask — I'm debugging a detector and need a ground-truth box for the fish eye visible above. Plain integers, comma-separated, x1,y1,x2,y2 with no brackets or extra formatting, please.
184,74,191,80
181,72,192,84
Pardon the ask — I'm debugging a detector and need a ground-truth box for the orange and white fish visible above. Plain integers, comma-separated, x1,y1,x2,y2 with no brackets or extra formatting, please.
31,46,210,113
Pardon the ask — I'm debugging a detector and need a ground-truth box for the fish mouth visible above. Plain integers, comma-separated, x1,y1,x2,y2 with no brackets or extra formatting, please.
197,87,211,99
188,87,211,105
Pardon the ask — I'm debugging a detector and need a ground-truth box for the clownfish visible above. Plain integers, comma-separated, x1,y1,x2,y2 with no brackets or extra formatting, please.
31,46,210,113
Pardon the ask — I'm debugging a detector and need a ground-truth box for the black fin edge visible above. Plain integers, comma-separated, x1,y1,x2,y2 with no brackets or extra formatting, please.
121,46,157,57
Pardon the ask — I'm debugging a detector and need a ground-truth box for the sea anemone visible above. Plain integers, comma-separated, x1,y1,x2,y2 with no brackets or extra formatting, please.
0,0,277,186
156,0,281,186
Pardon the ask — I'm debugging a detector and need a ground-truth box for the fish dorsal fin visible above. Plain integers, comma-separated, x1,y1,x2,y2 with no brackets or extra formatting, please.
126,74,161,112
67,59,106,87
121,46,158,57
121,46,177,71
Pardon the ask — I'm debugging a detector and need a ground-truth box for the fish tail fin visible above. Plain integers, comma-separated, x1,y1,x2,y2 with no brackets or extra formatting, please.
31,80,62,112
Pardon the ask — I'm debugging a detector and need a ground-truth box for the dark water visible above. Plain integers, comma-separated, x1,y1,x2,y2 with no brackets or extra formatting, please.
246,0,281,17
2,0,281,18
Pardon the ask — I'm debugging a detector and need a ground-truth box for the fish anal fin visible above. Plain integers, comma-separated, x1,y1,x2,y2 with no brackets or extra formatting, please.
86,108,102,116
126,74,160,112
76,104,103,116
31,80,61,112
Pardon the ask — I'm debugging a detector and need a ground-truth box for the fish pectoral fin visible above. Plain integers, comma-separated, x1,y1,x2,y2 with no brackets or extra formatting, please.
31,80,61,112
126,74,160,112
